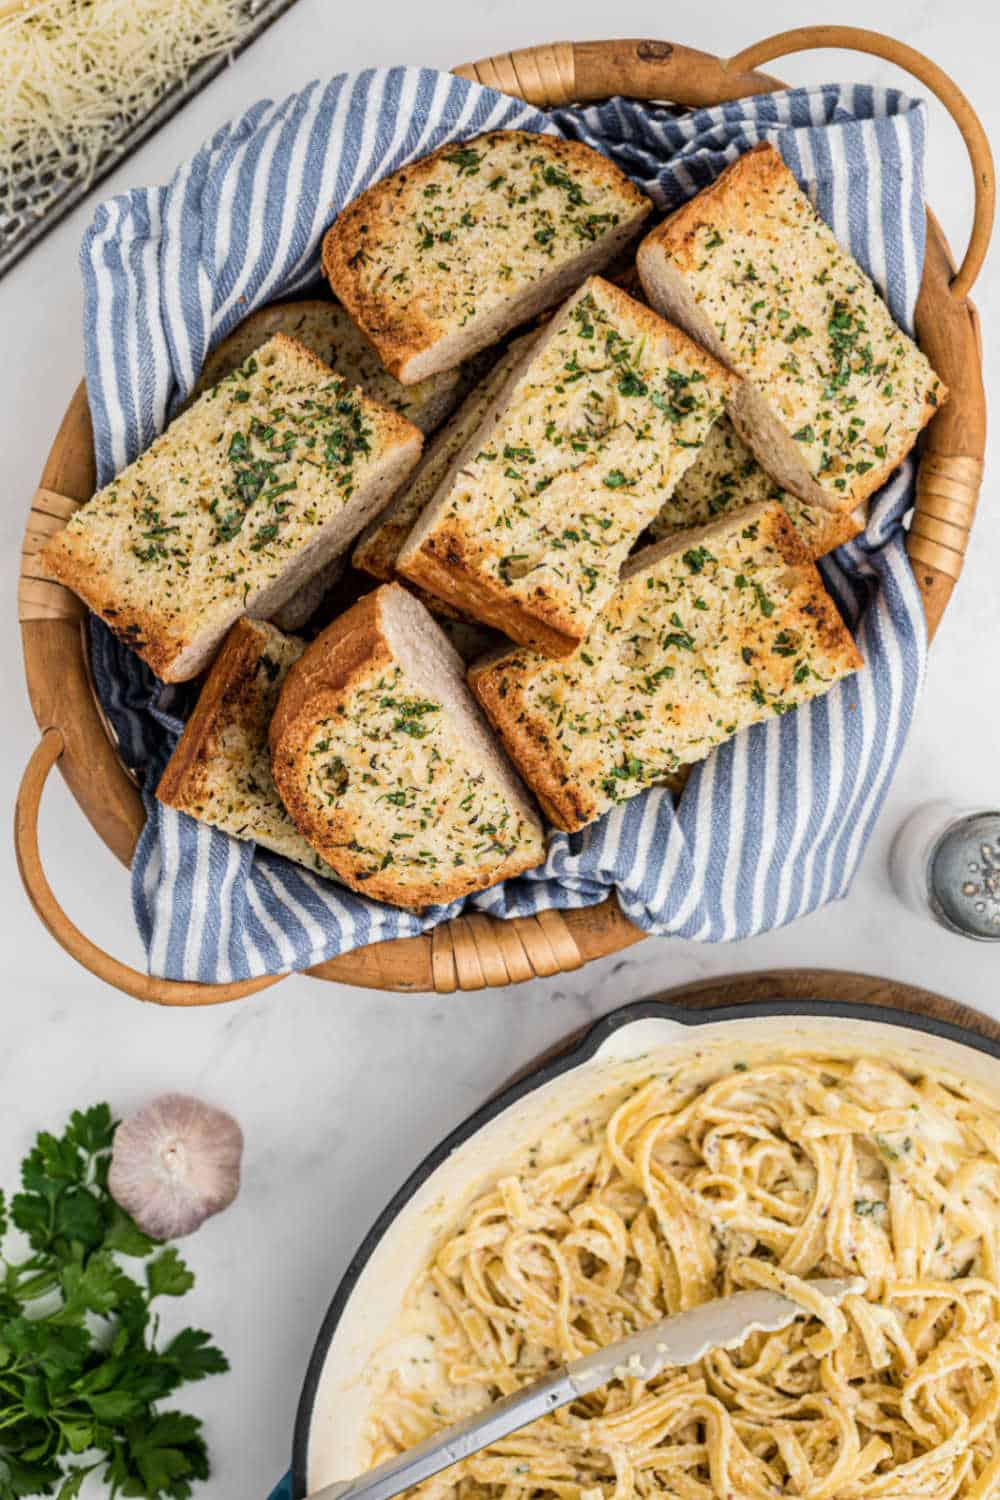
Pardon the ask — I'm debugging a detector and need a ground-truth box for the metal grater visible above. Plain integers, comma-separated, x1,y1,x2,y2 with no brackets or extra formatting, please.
0,0,301,280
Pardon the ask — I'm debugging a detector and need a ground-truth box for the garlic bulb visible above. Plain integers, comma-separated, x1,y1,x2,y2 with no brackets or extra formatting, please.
109,1094,243,1239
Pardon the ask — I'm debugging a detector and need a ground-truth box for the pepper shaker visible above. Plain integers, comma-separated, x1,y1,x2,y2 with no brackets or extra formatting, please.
889,801,1000,940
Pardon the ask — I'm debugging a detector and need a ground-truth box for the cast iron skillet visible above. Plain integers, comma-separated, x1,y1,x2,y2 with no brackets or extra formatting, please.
291,990,1000,1495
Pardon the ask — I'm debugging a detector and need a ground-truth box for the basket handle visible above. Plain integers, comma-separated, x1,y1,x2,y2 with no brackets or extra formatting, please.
455,39,783,113
458,30,993,299
457,30,990,639
15,729,285,1007
725,27,991,627
726,26,994,300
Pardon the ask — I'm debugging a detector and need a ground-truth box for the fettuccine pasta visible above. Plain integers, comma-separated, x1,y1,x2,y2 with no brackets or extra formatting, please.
369,1053,1000,1500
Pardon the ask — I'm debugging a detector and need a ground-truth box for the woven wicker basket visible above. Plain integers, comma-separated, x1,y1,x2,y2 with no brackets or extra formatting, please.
16,26,993,1005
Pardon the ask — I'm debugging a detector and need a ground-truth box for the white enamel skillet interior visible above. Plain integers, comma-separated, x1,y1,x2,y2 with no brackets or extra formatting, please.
292,998,1000,1497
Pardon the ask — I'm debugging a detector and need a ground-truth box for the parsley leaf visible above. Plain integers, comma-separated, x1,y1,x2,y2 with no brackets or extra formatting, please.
0,1105,226,1500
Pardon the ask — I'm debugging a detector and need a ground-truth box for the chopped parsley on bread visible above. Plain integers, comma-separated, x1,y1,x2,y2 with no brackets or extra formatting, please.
156,618,338,879
40,334,423,681
322,130,650,384
397,276,737,656
469,501,863,832
193,298,468,434
193,300,477,632
637,142,946,513
612,261,864,556
269,584,546,909
352,332,538,608
653,415,864,559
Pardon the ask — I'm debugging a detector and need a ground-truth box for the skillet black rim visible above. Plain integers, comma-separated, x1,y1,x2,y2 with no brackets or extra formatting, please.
291,992,1000,1495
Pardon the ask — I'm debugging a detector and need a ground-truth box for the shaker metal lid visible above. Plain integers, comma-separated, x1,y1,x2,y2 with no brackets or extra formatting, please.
930,812,1000,940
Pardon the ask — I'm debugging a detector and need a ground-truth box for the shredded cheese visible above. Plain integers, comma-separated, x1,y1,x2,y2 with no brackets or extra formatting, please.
0,0,252,221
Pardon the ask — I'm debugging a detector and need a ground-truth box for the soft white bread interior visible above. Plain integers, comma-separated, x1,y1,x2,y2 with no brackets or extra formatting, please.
637,142,946,513
470,501,864,831
397,275,737,656
269,583,546,909
40,333,423,681
323,130,650,383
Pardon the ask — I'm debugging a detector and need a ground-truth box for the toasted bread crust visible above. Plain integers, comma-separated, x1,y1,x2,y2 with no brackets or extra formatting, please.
193,299,465,434
468,657,596,830
470,502,863,833
638,144,947,514
810,510,866,555
652,142,790,253
40,333,423,682
39,549,188,681
623,505,863,670
155,617,340,877
398,276,737,654
156,619,266,811
323,131,649,382
399,527,580,657
270,598,414,904
270,585,544,907
269,591,384,755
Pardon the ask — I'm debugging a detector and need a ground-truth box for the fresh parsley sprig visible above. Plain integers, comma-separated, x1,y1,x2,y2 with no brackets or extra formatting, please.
0,1105,227,1500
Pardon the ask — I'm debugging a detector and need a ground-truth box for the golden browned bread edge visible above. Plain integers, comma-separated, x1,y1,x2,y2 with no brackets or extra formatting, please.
39,531,187,681
639,143,949,512
270,584,546,908
772,522,866,676
269,589,385,756
39,334,423,683
801,507,866,559
468,652,598,832
399,539,581,658
643,142,788,257
322,131,649,383
766,503,864,671
398,276,738,656
624,500,864,674
155,619,269,812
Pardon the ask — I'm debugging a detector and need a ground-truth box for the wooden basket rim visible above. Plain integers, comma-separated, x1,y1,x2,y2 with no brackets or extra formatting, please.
16,29,992,1002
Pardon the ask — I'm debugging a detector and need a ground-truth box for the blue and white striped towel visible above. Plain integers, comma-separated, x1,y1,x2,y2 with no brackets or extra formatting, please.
83,73,929,983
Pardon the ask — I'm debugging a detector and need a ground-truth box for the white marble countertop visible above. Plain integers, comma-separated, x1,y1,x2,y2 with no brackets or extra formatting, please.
1,1,997,1494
